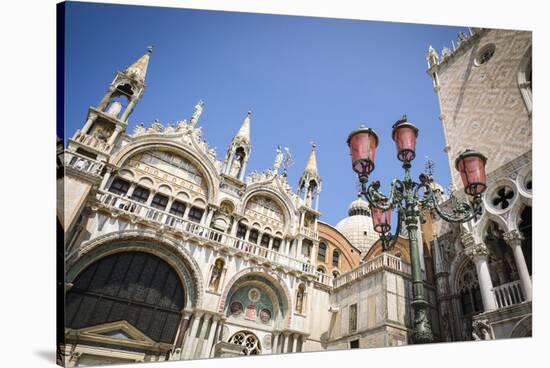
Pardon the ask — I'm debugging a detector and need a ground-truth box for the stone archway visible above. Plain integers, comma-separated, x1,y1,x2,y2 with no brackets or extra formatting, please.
67,229,204,308
510,315,532,338
65,251,185,344
218,267,292,329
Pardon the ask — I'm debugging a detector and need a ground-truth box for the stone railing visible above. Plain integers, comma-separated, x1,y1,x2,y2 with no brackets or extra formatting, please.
333,253,411,289
493,280,525,309
73,131,113,153
95,190,328,280
65,151,105,176
299,226,319,240
315,272,334,286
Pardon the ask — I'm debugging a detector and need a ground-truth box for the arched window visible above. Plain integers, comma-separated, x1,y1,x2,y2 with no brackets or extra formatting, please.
332,270,340,278
260,234,270,247
228,331,261,355
316,266,326,274
151,193,169,210
65,252,185,343
332,250,340,267
108,177,130,195
130,185,150,203
458,260,483,316
318,242,327,262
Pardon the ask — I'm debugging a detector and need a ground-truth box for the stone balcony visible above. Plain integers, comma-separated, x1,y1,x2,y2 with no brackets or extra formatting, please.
71,131,113,154
333,253,411,289
94,190,331,285
299,226,319,240
492,280,525,309
64,151,105,178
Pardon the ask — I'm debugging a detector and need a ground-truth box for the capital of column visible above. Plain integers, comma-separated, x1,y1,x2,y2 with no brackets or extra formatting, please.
181,308,193,319
503,230,524,247
463,242,489,260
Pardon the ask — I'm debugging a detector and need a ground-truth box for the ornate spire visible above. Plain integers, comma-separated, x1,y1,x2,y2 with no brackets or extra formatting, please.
235,111,251,142
304,142,319,177
125,46,152,83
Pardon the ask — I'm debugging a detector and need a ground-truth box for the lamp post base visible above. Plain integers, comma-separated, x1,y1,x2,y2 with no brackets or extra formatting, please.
411,300,434,344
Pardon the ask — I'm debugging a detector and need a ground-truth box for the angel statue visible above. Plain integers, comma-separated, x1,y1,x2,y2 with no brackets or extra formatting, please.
273,145,283,174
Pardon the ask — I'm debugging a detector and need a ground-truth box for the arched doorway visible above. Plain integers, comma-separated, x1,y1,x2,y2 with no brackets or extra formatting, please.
228,331,261,355
66,251,185,344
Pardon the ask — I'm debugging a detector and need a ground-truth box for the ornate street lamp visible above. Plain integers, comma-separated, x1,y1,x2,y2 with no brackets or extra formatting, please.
347,115,487,344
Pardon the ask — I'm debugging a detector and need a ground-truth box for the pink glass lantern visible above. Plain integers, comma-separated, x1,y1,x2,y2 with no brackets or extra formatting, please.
454,149,488,196
391,115,419,162
370,204,392,234
347,126,379,176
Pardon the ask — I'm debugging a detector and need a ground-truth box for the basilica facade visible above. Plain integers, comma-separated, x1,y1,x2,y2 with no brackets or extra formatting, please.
57,27,532,367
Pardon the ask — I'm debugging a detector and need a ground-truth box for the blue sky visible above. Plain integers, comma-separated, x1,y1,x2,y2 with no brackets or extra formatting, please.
63,2,467,226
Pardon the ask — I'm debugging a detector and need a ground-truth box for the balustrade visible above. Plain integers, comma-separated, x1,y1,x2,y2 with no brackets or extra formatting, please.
96,190,323,279
492,280,525,308
65,151,104,176
74,131,113,153
333,253,411,288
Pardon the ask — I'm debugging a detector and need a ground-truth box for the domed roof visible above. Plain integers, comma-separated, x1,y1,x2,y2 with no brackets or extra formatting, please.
335,196,379,254
348,196,370,216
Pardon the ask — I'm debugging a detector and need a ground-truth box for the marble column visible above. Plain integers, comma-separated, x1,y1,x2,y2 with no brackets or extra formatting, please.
183,205,191,220
173,310,192,359
204,316,220,358
463,234,497,312
80,113,98,135
239,158,249,181
107,126,122,146
504,230,532,301
272,332,280,353
126,183,138,197
120,97,137,122
182,312,202,359
230,219,239,237
193,314,212,359
297,238,304,259
98,86,116,110
291,334,299,352
99,167,113,190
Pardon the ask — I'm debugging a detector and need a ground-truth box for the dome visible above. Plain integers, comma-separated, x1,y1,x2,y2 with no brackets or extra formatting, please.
335,196,379,254
348,197,370,216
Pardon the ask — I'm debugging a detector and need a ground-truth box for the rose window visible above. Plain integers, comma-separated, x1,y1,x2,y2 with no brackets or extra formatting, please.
229,332,261,355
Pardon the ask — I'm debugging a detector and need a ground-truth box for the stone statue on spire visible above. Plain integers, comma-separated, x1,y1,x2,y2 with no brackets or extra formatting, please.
190,99,204,127
427,45,439,68
273,145,283,174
